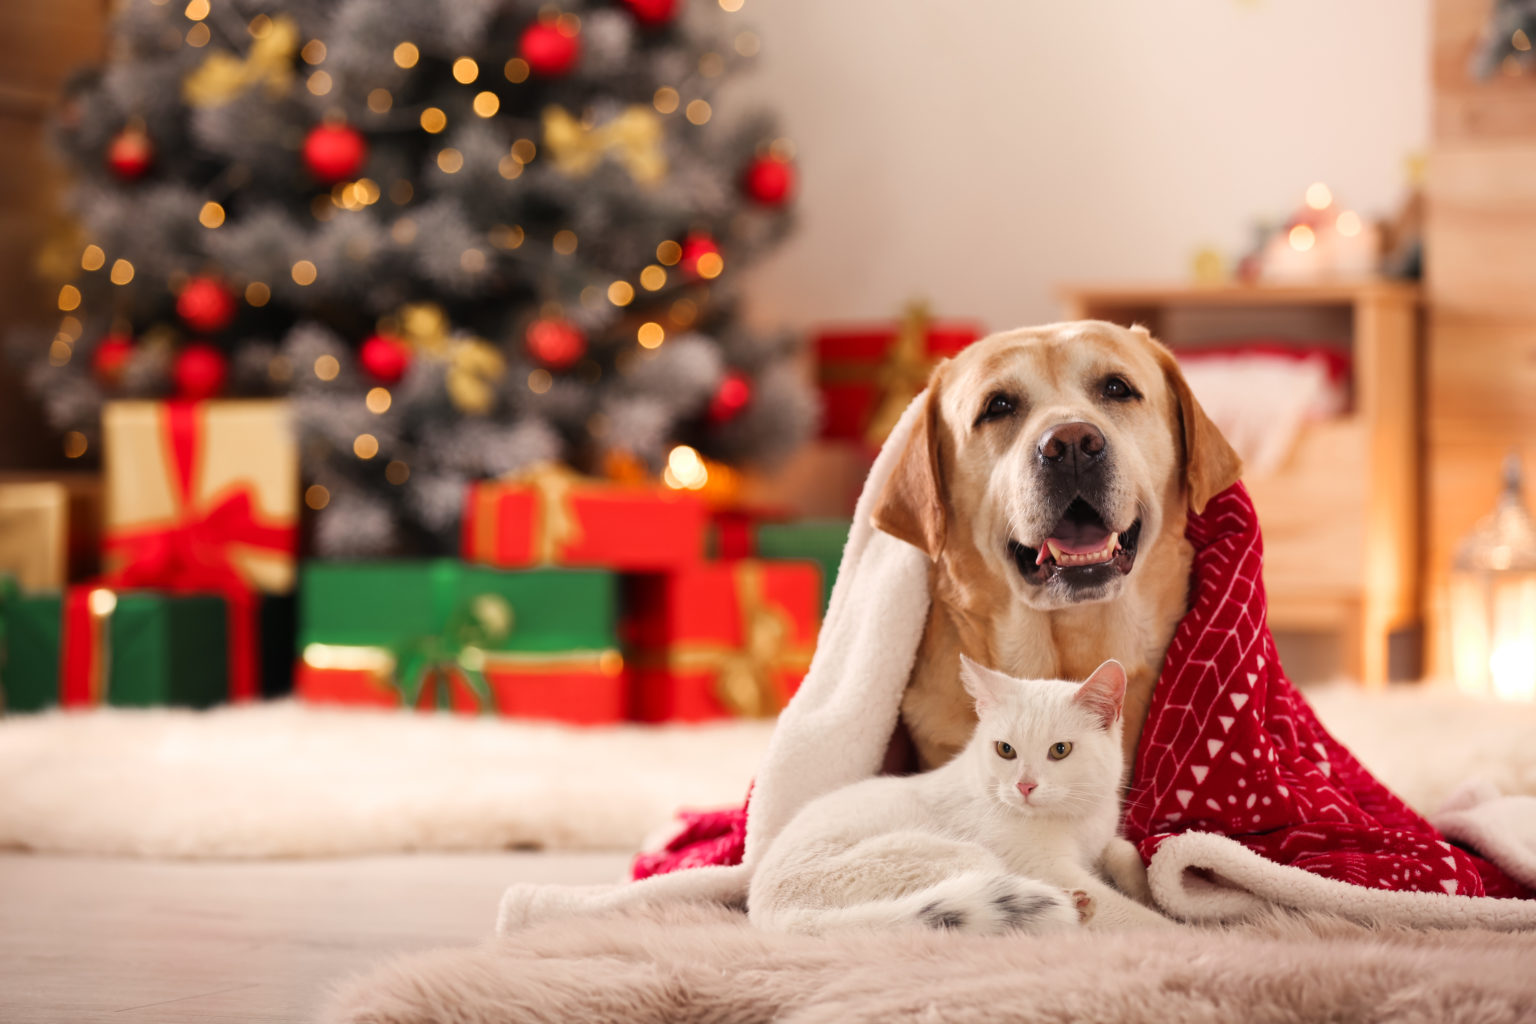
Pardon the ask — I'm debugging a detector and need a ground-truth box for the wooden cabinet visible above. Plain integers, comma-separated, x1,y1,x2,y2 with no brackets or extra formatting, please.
1061,281,1422,687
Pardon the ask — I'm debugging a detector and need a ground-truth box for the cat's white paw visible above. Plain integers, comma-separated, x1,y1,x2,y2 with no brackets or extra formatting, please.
916,873,1079,935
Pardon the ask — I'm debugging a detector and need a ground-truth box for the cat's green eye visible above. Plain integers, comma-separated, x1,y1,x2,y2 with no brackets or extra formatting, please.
1048,741,1073,760
995,741,1016,760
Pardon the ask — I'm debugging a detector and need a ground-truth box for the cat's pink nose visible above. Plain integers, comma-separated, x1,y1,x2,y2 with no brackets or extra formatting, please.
1016,780,1037,800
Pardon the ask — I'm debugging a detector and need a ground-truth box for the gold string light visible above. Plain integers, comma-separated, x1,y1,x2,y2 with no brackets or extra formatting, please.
460,248,485,272
498,155,524,179
452,57,479,83
511,138,537,163
301,39,327,63
527,368,553,394
391,218,418,243
58,285,81,311
63,432,88,459
504,58,529,83
81,245,105,271
437,147,464,173
685,100,711,125
365,387,391,413
394,42,419,68
49,339,72,366
292,259,318,285
696,252,724,279
718,0,744,10
249,14,273,36
473,91,500,117
670,297,698,327
490,224,524,249
199,201,225,227
307,71,332,95
184,0,209,19
385,460,410,484
607,281,634,305
637,322,665,348
553,230,578,254
186,23,211,46
353,433,379,459
1288,224,1316,252
656,240,681,265
1305,182,1333,210
314,354,340,380
420,107,447,133
639,265,667,290
367,88,392,113
304,484,330,510
653,87,679,114
109,259,135,285
734,31,760,56
245,281,270,306
665,444,708,489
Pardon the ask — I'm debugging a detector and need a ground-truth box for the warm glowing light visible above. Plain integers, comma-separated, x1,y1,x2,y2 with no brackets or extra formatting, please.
109,259,134,285
671,297,698,327
186,22,211,46
385,460,410,484
314,354,340,381
81,245,105,271
769,137,797,161
685,99,712,125
354,178,380,204
58,285,81,311
365,387,392,413
511,138,537,163
699,52,725,77
639,265,667,290
637,322,665,348
460,248,486,272
394,42,419,69
58,316,82,339
49,339,71,366
665,445,709,489
301,39,327,64
498,156,524,179
553,230,578,255
307,71,333,95
656,240,682,265
304,484,330,510
249,14,273,37
490,224,524,249
504,58,530,83
1304,182,1333,210
353,433,379,459
245,281,270,306
420,107,447,133
267,355,293,382
199,201,225,228
1490,639,1536,701
1336,210,1363,237
88,588,118,616
718,0,744,11
734,31,760,57
391,218,417,244
452,57,479,83
473,91,500,117
696,252,724,279
367,88,393,113
527,368,553,394
653,87,680,114
437,147,464,173
63,431,88,458
608,281,635,305
1515,29,1532,52
292,260,318,285
184,0,209,20
1288,224,1316,252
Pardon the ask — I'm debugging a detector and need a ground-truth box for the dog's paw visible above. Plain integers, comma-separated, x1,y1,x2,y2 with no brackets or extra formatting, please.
1072,889,1094,924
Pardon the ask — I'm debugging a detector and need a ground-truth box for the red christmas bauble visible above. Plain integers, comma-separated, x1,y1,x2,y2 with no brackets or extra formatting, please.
173,343,229,400
106,126,154,180
519,22,581,77
679,233,722,280
92,333,135,386
707,371,752,424
525,318,587,370
359,333,412,384
176,276,238,334
742,155,795,206
302,123,368,184
621,0,681,26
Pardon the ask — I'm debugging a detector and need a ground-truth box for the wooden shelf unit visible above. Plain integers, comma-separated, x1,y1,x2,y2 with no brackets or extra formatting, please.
1060,280,1423,687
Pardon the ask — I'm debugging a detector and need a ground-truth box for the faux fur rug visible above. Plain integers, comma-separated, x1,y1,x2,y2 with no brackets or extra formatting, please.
322,902,1536,1024
0,686,1533,858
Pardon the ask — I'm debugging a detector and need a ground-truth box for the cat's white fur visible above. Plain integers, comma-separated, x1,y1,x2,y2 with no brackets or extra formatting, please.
749,656,1170,934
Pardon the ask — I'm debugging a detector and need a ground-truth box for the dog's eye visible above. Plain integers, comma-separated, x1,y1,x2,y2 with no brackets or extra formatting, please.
977,393,1016,424
1101,376,1138,401
995,741,1017,760
1047,741,1073,760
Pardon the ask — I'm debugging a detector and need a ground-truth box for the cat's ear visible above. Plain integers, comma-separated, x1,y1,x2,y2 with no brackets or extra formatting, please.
1073,659,1127,729
958,654,1013,714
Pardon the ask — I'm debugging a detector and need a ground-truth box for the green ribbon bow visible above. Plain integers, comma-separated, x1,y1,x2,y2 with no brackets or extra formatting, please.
392,592,514,712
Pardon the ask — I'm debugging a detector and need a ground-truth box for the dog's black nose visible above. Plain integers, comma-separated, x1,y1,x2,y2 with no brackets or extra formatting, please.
1037,421,1106,468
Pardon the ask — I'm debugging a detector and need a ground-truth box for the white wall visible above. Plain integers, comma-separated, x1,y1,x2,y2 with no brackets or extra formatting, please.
729,0,1429,332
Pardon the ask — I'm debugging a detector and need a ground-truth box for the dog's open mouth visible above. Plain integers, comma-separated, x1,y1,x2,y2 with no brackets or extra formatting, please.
1007,498,1141,589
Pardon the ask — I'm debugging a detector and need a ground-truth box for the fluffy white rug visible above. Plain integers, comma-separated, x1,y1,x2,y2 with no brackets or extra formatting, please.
321,901,1536,1024
0,685,1532,859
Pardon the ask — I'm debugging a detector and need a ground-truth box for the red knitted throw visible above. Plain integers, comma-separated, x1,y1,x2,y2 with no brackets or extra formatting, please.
634,483,1530,900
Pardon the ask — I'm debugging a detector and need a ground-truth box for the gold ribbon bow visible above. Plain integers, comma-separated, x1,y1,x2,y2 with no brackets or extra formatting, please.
394,303,506,415
541,105,667,185
182,15,300,108
512,462,584,563
865,302,936,446
658,564,815,718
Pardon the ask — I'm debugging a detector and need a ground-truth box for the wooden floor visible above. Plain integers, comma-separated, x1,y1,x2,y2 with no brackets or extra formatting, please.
0,851,632,1023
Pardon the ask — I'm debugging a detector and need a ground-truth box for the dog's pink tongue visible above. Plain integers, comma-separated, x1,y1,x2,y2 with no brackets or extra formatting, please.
1047,521,1112,555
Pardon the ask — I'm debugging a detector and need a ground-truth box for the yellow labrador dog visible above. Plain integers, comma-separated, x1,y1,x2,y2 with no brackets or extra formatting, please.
873,321,1243,775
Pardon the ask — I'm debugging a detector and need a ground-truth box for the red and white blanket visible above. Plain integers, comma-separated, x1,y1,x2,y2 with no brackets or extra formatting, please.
501,397,1536,933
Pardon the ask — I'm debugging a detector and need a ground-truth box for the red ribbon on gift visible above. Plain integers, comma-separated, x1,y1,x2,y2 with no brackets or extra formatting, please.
60,401,295,704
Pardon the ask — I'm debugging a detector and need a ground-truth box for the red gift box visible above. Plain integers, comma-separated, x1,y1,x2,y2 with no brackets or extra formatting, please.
462,464,706,571
626,561,821,722
816,304,982,444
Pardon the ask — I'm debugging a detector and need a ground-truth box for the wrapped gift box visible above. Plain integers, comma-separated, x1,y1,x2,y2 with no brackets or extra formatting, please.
57,587,230,709
0,580,61,713
711,515,850,615
626,560,821,723
295,560,627,724
816,306,982,443
0,482,68,591
461,465,706,572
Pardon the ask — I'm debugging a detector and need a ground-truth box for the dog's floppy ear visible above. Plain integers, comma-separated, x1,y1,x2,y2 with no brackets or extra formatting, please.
870,373,947,558
1136,326,1243,515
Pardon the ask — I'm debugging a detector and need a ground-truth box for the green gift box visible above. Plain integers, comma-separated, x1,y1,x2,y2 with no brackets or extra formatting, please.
295,560,626,721
754,520,851,614
1,580,61,713
58,588,231,709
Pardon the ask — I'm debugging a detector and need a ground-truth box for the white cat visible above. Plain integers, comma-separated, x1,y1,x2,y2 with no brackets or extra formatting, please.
748,656,1169,935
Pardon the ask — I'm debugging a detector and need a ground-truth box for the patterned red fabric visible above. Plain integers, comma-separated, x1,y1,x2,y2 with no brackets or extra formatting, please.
634,482,1532,899
1125,483,1529,899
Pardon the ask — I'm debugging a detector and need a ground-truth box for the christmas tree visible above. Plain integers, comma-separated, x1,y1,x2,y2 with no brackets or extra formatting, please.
17,0,813,556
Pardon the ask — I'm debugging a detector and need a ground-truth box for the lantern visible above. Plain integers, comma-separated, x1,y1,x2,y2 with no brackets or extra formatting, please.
1449,454,1536,700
